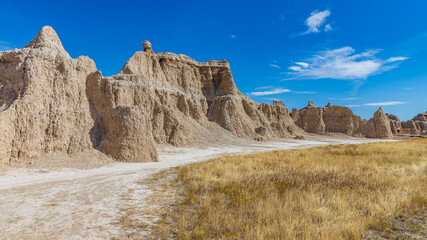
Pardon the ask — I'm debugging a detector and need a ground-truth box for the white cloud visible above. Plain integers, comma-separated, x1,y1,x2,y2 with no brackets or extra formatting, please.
304,10,331,34
255,86,276,90
229,34,237,40
324,24,333,32
295,62,309,68
289,66,302,71
386,57,409,63
248,87,315,96
270,64,280,68
329,97,361,100
248,88,291,96
364,101,407,106
293,91,316,94
346,101,407,108
0,41,15,51
288,47,408,80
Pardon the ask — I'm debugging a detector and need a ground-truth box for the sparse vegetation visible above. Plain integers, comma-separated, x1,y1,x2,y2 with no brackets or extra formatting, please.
154,139,427,239
115,170,180,240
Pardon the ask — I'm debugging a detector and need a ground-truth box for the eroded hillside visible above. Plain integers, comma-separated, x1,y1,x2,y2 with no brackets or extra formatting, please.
1,26,413,164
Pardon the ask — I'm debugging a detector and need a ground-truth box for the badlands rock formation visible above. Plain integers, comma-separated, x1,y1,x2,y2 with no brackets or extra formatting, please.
293,102,393,138
401,112,427,135
0,26,302,164
1,26,407,165
387,114,402,135
292,101,325,134
359,107,394,139
323,104,363,136
0,27,96,165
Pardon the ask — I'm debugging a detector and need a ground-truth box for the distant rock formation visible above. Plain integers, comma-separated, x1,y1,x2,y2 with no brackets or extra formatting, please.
323,105,362,136
293,102,393,138
296,101,325,134
401,111,427,135
360,107,394,138
387,114,402,135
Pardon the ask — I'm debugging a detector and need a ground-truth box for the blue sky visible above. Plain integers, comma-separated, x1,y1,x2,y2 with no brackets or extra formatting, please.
1,0,426,120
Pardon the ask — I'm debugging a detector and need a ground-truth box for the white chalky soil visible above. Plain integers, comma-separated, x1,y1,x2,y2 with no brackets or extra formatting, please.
0,136,394,239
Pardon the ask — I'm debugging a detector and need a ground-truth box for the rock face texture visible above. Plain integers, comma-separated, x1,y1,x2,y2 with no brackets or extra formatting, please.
401,112,427,135
87,44,303,161
293,102,393,138
296,101,325,134
323,105,362,135
387,114,402,135
359,108,394,139
0,26,303,164
0,27,96,165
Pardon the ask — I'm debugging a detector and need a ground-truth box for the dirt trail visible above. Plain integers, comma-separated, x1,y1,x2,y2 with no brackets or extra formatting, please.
0,137,393,239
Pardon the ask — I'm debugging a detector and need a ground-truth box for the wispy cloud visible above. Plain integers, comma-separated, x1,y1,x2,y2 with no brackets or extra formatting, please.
248,88,291,96
0,41,16,51
229,34,237,40
255,86,276,90
295,62,309,68
329,97,361,101
346,101,407,107
248,87,315,96
385,57,409,63
270,64,281,68
289,62,310,71
289,66,302,71
288,47,408,80
265,97,281,101
303,10,331,35
364,101,407,106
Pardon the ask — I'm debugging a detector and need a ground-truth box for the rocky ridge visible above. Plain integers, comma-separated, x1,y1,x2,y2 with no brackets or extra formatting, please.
0,26,414,165
292,102,393,138
400,111,427,135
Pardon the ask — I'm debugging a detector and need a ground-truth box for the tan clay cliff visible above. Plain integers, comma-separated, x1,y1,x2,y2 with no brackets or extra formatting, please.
401,112,427,135
292,102,394,138
0,26,301,164
0,26,97,165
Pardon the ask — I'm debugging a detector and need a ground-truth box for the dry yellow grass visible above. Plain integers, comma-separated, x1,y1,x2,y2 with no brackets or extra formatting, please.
155,139,427,239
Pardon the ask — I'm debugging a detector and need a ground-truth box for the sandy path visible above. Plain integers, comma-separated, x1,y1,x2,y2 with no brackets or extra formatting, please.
0,137,393,239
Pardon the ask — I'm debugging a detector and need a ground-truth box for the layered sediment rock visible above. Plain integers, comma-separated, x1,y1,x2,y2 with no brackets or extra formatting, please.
296,101,325,134
293,102,393,138
258,100,303,139
0,26,303,164
1,26,403,165
323,105,362,135
401,112,427,135
387,114,402,135
0,27,96,165
359,108,394,139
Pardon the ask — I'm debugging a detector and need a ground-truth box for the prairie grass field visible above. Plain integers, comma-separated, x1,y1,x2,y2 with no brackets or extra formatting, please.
154,139,427,239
